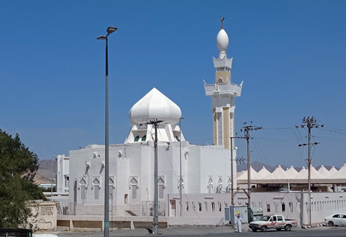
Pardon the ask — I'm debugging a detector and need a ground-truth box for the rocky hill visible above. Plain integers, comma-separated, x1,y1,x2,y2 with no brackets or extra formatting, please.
35,159,56,184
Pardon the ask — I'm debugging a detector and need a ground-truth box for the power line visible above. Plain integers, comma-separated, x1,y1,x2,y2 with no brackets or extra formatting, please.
320,127,346,136
313,135,346,143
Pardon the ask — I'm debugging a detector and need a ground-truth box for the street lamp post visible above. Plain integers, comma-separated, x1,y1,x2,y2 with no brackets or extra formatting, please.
230,137,235,206
179,117,184,216
97,26,117,237
146,119,162,235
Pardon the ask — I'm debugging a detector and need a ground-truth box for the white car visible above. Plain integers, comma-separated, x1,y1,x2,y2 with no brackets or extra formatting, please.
325,213,346,226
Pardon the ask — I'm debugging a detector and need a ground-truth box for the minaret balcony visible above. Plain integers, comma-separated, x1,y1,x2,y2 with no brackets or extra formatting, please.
204,80,243,97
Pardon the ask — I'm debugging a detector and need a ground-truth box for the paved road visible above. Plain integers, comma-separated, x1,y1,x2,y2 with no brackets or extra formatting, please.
34,226,346,237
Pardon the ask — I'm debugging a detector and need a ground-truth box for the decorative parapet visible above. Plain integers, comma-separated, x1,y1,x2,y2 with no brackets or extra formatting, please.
204,79,243,97
213,56,233,69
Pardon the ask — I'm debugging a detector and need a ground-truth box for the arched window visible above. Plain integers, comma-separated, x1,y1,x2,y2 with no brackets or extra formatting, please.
217,177,223,193
129,176,139,199
79,177,87,200
208,177,213,193
92,177,100,200
158,176,165,199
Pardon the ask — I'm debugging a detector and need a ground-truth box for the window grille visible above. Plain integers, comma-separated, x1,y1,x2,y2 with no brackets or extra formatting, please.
159,185,164,199
131,185,137,199
94,186,100,200
81,186,86,200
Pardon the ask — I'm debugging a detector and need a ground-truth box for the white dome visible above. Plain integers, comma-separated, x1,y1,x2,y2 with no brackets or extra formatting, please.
216,29,229,52
129,88,182,125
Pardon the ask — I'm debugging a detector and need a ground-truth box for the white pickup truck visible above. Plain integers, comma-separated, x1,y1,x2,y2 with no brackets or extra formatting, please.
249,214,298,232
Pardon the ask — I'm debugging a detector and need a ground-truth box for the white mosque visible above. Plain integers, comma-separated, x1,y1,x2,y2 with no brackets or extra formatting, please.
54,20,346,229
55,20,243,226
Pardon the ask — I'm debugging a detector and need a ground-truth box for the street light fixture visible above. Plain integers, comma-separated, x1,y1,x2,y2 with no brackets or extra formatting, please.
97,26,117,237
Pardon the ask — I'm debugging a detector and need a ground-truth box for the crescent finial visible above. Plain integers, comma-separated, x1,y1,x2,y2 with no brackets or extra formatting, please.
219,16,225,29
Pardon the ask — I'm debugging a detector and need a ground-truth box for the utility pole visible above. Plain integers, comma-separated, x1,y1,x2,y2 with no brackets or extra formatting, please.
230,134,245,206
146,119,163,235
240,122,262,207
296,116,323,226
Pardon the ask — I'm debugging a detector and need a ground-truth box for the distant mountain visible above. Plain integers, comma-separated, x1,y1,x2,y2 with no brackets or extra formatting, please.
35,159,56,184
38,159,56,169
238,160,278,172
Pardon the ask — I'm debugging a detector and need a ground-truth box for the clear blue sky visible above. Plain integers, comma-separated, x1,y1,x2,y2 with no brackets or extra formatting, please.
1,1,346,168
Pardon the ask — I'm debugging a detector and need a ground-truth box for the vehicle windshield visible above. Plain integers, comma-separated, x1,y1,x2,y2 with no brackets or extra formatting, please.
254,216,270,221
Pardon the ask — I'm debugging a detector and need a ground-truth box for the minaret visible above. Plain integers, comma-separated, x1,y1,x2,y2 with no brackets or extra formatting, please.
204,18,243,149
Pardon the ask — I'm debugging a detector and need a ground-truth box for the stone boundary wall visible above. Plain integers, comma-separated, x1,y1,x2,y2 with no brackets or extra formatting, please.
26,200,58,231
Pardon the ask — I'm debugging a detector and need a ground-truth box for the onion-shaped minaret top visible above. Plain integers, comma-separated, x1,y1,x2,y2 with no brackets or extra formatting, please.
216,17,229,59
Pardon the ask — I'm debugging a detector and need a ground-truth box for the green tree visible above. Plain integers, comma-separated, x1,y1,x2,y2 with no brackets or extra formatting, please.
0,129,45,228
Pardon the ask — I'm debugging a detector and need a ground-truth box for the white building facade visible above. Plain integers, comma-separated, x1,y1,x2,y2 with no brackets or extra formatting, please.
56,154,69,193
67,86,233,219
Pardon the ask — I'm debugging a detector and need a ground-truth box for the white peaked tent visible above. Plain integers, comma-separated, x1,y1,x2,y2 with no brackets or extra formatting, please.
237,166,258,180
296,166,308,180
271,165,288,180
329,166,338,176
237,171,245,178
286,165,299,179
257,166,271,179
318,165,330,177
252,168,264,180
237,164,346,185
327,164,346,182
310,166,323,180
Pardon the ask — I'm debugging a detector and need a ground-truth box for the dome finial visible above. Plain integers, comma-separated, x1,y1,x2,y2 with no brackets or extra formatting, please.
220,16,225,29
216,16,229,59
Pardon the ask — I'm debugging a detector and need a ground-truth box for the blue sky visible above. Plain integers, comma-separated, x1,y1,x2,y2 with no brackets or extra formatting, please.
1,1,346,168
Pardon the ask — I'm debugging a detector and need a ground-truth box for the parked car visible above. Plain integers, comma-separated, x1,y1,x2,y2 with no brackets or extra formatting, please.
324,213,346,226
249,214,298,232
